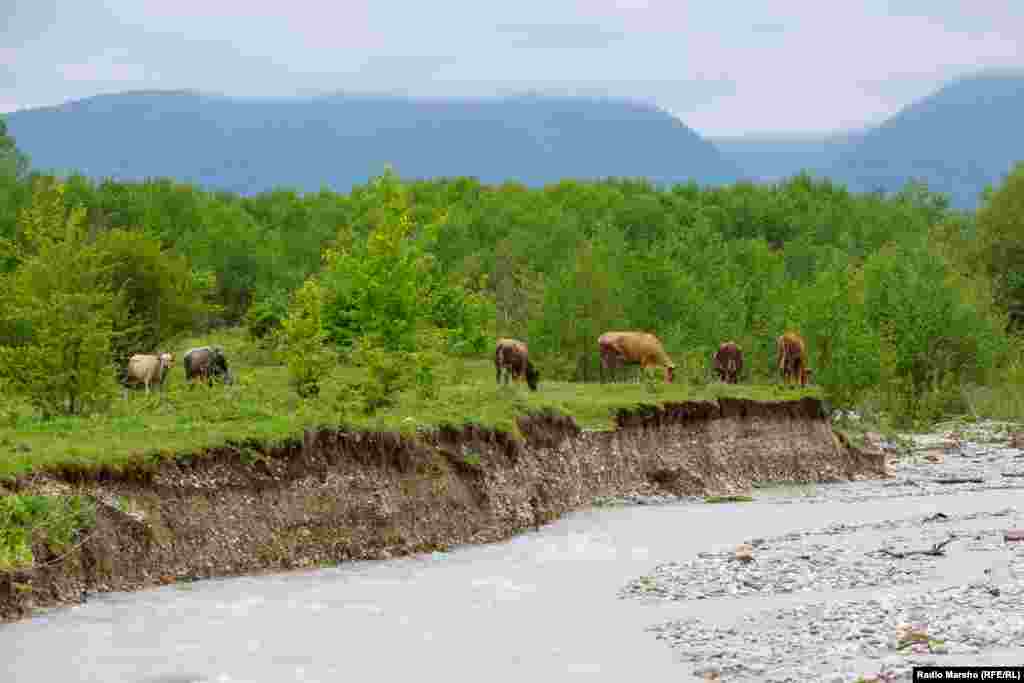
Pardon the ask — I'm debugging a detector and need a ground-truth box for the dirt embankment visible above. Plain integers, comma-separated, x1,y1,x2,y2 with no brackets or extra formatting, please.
0,397,885,622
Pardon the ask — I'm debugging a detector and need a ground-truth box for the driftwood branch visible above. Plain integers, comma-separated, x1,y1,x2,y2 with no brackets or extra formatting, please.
878,537,955,559
934,477,983,484
1001,472,1024,478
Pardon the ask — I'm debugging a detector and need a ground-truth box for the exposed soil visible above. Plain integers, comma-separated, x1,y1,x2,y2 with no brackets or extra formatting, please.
0,397,884,622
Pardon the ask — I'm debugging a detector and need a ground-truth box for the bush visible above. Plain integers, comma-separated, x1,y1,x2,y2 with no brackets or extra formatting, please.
0,494,96,571
280,278,331,399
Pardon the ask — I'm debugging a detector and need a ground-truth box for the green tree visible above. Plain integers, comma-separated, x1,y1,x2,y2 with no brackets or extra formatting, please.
95,229,215,363
280,277,330,398
975,162,1024,326
0,118,29,180
0,181,120,416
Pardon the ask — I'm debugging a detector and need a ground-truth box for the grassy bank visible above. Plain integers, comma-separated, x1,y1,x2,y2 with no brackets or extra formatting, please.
0,329,822,481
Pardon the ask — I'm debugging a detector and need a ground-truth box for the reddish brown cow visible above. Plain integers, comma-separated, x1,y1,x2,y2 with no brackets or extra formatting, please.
495,338,540,391
713,341,743,384
598,331,675,383
777,332,811,386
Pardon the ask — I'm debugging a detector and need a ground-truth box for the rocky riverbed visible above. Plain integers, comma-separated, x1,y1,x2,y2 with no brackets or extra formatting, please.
620,420,1024,682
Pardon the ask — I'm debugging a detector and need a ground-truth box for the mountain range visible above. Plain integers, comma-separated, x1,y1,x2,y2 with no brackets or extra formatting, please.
2,90,740,194
4,71,1024,208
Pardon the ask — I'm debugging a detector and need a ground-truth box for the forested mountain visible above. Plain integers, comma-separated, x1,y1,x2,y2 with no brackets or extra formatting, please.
2,90,741,194
828,71,1024,208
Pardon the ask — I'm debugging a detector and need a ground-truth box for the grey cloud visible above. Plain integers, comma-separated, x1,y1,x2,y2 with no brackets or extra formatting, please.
750,22,787,34
2,0,60,47
356,55,459,79
4,2,1024,135
494,23,626,49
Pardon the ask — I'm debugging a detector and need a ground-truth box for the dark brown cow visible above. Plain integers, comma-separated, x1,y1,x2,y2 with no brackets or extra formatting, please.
776,332,810,386
713,341,743,384
598,331,675,383
184,346,233,387
495,338,539,391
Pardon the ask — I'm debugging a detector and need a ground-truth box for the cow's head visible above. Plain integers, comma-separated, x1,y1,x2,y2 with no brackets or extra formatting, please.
211,347,233,384
525,362,540,391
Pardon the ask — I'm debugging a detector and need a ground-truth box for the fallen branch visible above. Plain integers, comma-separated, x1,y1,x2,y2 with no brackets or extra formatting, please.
878,537,955,559
1001,472,1024,478
922,512,950,523
934,477,983,484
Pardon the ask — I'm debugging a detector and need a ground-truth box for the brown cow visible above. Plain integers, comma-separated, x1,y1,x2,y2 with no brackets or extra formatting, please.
598,331,675,383
713,341,743,384
124,352,174,395
776,332,811,386
495,338,539,391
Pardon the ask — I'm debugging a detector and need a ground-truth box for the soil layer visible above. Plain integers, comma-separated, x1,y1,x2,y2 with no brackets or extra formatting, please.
0,398,885,622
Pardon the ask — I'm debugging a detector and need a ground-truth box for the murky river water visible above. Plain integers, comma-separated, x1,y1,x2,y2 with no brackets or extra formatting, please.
4,480,1022,682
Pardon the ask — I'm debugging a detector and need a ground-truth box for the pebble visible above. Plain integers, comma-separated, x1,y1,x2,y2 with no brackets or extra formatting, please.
620,420,1024,682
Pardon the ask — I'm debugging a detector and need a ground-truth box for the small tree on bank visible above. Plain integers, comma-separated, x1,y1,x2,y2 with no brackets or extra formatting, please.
0,181,121,416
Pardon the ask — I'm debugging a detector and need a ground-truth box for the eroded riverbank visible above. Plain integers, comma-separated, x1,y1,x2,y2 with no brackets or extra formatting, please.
0,397,879,621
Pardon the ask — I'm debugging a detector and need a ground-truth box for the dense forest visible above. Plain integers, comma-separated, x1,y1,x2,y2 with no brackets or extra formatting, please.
1,115,1022,428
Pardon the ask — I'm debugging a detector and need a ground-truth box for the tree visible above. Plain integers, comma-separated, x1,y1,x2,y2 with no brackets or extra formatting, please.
975,162,1024,327
95,229,215,363
0,180,120,416
280,277,330,398
0,118,29,180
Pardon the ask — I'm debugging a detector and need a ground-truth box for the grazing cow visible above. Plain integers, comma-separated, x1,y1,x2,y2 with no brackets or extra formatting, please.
598,331,675,384
124,352,174,395
184,346,233,387
495,338,540,391
713,341,743,384
777,332,811,386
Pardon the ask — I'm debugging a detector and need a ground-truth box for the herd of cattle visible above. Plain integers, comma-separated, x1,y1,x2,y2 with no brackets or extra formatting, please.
121,345,232,395
495,330,811,391
122,331,811,398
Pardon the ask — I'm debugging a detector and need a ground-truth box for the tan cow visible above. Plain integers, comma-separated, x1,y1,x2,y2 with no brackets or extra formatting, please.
598,331,675,383
124,352,175,395
776,332,810,386
495,338,539,391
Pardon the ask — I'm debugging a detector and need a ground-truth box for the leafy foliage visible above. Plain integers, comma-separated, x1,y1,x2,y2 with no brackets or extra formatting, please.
0,181,121,416
0,494,96,571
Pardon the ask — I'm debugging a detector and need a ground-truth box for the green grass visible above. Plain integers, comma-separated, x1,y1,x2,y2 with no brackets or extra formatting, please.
0,328,822,480
704,495,755,504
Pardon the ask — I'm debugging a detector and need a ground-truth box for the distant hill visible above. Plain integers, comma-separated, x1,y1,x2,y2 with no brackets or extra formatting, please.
713,71,1024,208
711,130,866,183
828,71,1024,207
2,90,741,194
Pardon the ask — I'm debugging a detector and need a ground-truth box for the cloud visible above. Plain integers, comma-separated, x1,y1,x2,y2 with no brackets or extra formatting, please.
3,1,1024,135
56,52,155,83
355,55,459,80
494,22,627,49
749,22,787,34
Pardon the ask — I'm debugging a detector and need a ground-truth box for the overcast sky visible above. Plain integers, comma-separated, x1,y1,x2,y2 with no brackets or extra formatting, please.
3,1,1023,136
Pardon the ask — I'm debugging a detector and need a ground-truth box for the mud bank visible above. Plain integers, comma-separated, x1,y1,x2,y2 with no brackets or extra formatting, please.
0,397,884,622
